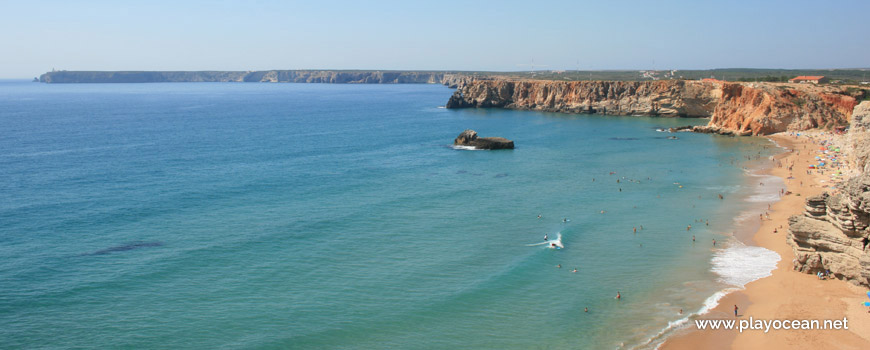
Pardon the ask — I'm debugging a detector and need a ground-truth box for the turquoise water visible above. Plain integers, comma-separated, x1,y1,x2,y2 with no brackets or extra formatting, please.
0,81,776,349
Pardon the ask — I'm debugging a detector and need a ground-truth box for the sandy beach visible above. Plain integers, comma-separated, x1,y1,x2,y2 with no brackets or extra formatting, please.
662,132,870,350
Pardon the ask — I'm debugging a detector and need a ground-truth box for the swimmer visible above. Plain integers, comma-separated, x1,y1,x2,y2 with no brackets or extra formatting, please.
537,214,542,219
563,218,567,223
692,235,695,242
616,291,621,300
633,227,637,234
544,234,548,241
679,308,683,315
687,225,691,231
572,268,577,273
713,239,717,246
584,307,588,313
557,264,561,268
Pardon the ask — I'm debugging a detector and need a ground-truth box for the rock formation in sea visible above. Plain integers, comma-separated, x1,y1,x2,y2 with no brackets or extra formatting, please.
787,101,870,287
453,130,514,150
446,79,865,136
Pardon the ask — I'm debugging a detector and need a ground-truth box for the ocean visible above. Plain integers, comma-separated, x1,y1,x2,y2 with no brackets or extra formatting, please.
0,81,780,349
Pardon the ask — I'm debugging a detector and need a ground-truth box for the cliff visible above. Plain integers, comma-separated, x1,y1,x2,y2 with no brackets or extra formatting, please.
39,70,464,85
446,79,864,135
446,80,720,117
787,101,870,287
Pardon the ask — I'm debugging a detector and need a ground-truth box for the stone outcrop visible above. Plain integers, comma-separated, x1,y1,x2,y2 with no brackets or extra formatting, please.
446,79,863,136
453,130,514,150
787,102,870,287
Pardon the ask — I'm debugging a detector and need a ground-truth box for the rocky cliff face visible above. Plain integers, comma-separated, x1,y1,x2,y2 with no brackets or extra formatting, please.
788,102,870,287
39,70,456,84
446,80,721,117
447,80,862,136
706,83,859,135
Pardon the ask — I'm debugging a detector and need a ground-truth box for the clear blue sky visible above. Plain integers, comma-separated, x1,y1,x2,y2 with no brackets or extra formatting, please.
2,0,868,78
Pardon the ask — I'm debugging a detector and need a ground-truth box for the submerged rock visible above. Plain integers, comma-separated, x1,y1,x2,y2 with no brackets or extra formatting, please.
453,129,514,150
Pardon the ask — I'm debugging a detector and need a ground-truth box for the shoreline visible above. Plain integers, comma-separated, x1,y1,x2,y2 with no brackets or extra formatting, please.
660,132,870,349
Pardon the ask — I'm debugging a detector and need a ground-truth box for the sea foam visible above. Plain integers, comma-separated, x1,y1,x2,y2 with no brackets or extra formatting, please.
711,243,780,287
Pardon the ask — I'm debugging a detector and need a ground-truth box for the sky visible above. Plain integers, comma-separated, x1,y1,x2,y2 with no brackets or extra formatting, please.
1,0,868,78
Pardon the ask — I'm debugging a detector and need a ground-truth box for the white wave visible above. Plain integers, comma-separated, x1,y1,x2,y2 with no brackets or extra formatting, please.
640,286,741,350
732,211,757,224
745,192,781,202
711,243,780,287
451,145,481,151
526,233,563,249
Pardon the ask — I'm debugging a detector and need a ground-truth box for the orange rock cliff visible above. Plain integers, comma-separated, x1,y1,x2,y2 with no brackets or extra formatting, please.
445,79,865,135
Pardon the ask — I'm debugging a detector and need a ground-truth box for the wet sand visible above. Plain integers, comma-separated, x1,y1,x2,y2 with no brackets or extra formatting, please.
661,133,870,350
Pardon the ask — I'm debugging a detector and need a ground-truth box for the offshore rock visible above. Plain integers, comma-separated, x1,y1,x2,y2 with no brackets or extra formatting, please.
453,130,514,150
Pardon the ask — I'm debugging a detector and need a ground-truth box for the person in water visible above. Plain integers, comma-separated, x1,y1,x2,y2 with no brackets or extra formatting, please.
584,307,588,313
692,235,696,242
572,268,577,273
544,234,548,241
713,239,717,246
616,291,621,300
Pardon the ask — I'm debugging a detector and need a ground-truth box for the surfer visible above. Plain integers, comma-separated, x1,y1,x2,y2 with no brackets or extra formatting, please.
544,234,548,241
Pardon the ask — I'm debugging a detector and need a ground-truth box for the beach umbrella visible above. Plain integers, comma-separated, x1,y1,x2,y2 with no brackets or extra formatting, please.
864,291,870,307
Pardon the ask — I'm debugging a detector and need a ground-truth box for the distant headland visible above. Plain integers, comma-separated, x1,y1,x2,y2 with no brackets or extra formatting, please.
36,68,870,85
36,69,870,136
